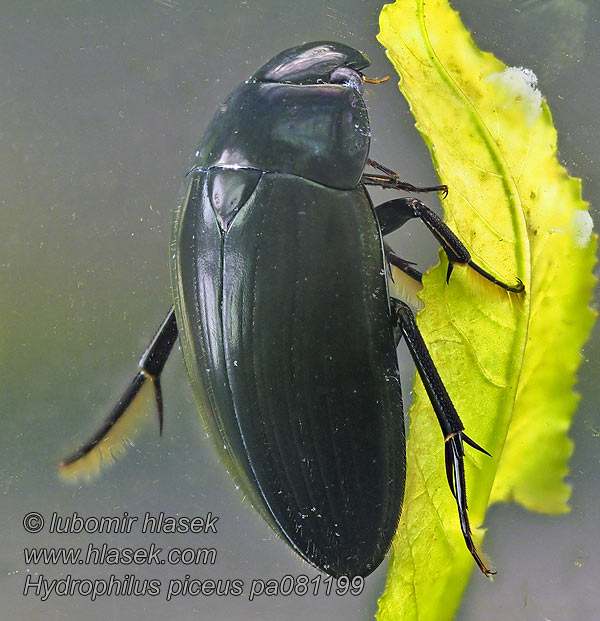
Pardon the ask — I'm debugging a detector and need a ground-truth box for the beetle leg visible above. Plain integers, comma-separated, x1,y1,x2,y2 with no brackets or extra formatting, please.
363,173,448,196
365,159,449,196
59,308,178,482
385,242,423,284
392,299,495,577
445,433,496,577
137,307,179,432
367,158,401,177
384,243,423,317
375,197,524,293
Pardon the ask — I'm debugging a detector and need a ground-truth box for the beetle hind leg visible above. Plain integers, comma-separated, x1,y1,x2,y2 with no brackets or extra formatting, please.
59,308,178,483
392,299,495,576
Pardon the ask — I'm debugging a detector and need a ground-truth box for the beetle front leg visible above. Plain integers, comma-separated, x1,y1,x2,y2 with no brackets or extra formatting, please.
363,158,448,196
392,299,495,577
59,308,178,481
375,197,524,293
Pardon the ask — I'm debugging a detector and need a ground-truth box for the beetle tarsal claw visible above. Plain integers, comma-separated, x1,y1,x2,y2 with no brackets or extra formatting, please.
445,432,496,577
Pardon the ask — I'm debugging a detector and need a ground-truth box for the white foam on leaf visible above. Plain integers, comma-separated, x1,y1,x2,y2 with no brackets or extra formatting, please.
573,209,594,248
487,66,543,124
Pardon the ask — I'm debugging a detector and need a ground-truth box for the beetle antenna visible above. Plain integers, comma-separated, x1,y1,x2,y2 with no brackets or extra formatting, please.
363,75,390,84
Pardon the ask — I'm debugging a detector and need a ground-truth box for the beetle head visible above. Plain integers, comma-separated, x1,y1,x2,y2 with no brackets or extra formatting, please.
250,41,370,92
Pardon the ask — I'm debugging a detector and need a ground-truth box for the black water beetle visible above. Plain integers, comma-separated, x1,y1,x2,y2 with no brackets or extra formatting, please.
61,41,523,578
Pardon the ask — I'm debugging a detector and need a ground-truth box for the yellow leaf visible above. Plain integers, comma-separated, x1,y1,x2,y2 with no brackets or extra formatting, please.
376,1,597,619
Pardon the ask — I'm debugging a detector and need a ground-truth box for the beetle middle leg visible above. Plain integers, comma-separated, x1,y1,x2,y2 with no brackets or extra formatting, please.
385,241,423,284
383,242,424,311
392,298,495,577
375,196,524,292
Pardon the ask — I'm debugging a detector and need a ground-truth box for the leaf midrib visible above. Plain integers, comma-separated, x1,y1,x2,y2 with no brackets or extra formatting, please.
415,0,532,504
